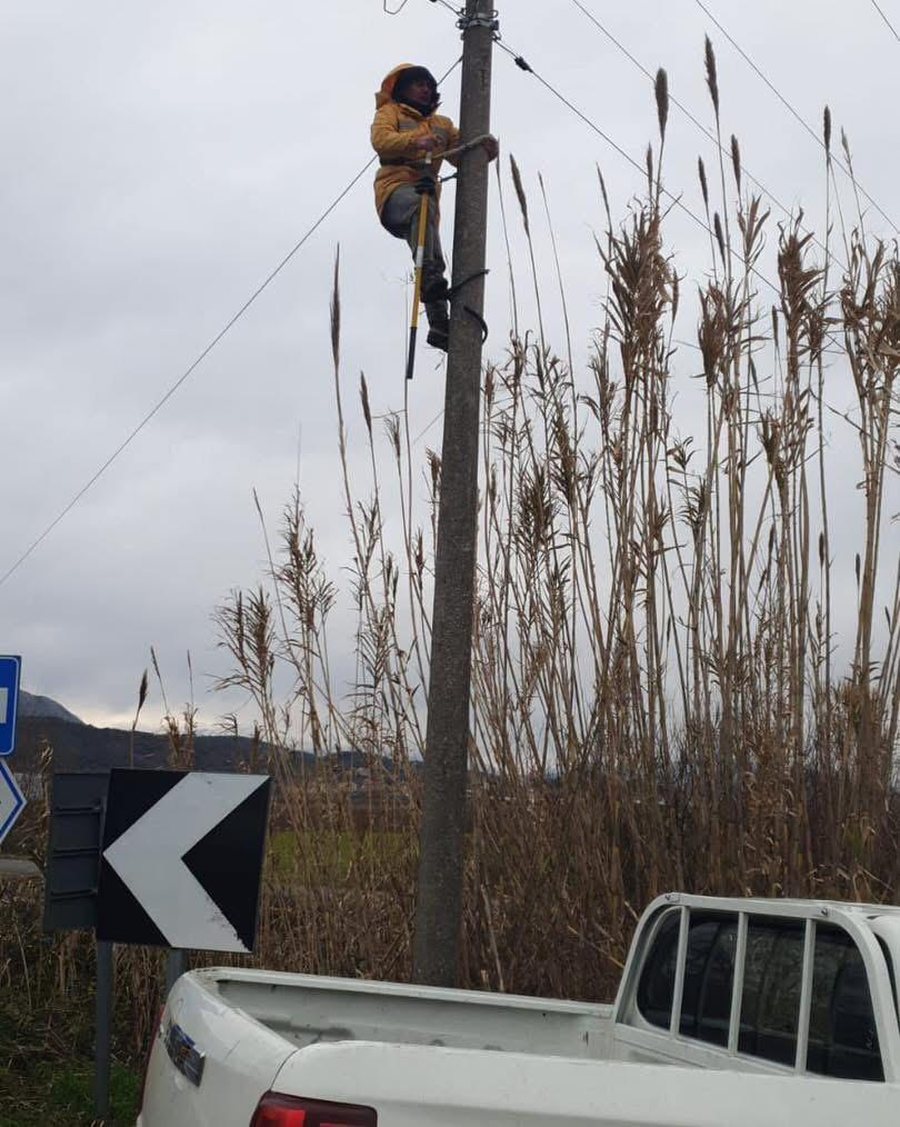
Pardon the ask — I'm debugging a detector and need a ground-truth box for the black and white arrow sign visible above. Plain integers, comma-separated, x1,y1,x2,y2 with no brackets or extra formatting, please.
96,769,271,953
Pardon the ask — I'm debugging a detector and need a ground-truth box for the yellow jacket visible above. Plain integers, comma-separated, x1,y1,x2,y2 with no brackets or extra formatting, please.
371,64,460,218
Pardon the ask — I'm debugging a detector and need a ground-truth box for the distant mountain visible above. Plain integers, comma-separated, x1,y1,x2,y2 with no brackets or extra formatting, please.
18,690,84,725
11,692,414,787
12,690,277,772
13,714,298,774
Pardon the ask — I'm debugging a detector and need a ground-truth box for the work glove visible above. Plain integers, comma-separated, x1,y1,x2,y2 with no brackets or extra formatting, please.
414,173,437,195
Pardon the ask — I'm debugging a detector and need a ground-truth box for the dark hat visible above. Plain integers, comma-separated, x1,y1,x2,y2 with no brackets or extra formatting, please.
394,65,438,94
393,65,440,115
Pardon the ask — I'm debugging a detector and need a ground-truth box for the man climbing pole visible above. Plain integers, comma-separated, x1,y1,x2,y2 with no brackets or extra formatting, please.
371,63,498,352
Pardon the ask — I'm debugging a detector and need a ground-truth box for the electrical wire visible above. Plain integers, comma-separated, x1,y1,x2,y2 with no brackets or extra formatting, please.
566,0,844,272
0,162,375,591
413,405,446,446
694,0,899,233
490,36,785,301
425,0,859,366
429,6,849,359
402,0,855,468
871,0,900,41
0,57,464,592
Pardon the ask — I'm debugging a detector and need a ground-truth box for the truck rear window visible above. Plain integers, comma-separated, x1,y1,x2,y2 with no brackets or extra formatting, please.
737,917,804,1066
807,925,883,1081
635,909,678,1029
635,908,884,1080
636,911,737,1047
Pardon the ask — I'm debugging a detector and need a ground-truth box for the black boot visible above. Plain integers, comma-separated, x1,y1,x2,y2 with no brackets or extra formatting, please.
425,300,449,352
422,277,450,304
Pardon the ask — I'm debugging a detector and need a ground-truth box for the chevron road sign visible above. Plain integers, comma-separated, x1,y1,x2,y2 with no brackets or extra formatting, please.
0,760,26,845
96,769,271,953
0,656,21,757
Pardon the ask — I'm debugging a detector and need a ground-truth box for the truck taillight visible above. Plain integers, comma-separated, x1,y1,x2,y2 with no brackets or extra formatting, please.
250,1093,377,1127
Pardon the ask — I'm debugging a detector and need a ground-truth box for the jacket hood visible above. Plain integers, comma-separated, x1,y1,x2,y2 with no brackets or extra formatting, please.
375,64,439,114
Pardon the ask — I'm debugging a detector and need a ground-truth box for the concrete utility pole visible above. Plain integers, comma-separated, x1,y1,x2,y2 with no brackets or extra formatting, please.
413,0,496,987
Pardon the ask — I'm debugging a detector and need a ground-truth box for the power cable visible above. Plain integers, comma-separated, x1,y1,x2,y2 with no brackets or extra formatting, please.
871,0,900,41
413,406,446,446
0,57,463,592
567,0,844,272
425,4,849,358
0,162,374,591
694,0,899,233
490,36,786,300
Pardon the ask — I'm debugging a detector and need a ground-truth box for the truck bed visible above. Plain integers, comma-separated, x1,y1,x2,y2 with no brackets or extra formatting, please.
204,966,615,1058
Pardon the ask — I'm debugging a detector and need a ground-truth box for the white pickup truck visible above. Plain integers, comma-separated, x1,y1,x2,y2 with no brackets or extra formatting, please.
138,892,900,1125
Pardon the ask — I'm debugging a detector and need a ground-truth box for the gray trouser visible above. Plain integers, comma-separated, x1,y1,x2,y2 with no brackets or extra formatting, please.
381,185,448,327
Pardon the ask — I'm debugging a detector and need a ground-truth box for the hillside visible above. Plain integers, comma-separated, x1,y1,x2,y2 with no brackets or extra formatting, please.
11,692,408,785
13,714,286,774
18,690,84,726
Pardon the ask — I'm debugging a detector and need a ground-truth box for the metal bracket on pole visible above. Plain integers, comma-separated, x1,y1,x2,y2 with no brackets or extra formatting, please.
457,10,498,31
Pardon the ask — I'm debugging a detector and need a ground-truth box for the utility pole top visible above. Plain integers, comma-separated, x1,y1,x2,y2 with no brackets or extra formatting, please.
455,7,499,30
413,0,496,988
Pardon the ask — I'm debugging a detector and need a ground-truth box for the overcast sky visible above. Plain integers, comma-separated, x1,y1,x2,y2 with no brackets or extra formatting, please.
1,0,897,731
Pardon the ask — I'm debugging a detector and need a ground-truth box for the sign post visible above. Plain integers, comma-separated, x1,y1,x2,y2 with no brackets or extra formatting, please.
94,941,114,1119
43,771,111,1117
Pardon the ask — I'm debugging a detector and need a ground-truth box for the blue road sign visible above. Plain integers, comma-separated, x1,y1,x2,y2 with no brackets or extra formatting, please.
0,760,25,844
0,656,21,756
